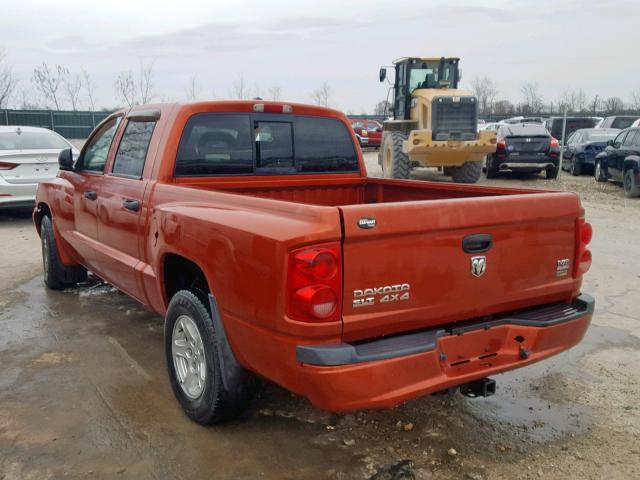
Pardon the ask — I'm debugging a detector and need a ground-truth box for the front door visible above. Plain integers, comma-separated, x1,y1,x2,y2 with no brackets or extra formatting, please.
64,116,122,269
96,118,157,302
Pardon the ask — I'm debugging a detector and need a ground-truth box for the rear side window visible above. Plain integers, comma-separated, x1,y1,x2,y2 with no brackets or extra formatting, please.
112,121,156,178
623,130,637,147
175,114,358,176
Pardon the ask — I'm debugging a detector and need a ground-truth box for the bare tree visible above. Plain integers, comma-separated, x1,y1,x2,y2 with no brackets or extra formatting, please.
520,81,543,113
493,99,514,116
603,96,624,113
311,81,331,107
63,72,82,111
114,71,137,107
82,69,97,111
267,85,282,101
32,62,68,110
0,48,16,108
114,60,156,107
138,60,155,104
558,88,588,113
471,76,498,115
590,94,601,113
185,75,201,101
252,84,263,99
630,90,640,111
19,87,42,109
232,74,247,100
373,99,392,116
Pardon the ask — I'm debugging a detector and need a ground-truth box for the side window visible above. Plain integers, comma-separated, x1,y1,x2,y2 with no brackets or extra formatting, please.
566,132,577,145
613,131,627,148
175,114,253,176
634,131,640,147
112,121,156,178
80,117,121,172
622,130,637,147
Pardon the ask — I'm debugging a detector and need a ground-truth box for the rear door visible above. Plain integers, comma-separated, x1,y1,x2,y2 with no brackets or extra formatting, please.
338,193,582,341
96,115,158,301
610,130,629,179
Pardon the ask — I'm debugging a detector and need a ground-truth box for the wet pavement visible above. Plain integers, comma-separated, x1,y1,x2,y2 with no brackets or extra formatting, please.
1,161,640,479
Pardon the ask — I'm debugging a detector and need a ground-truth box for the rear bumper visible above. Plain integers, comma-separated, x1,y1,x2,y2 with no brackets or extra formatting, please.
0,177,37,208
295,294,593,411
495,160,558,172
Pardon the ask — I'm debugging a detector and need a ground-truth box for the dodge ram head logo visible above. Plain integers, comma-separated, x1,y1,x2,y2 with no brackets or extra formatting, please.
470,256,487,277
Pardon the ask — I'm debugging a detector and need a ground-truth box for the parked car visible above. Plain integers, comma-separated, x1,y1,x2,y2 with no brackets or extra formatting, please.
544,117,599,144
0,126,78,209
350,119,383,147
630,118,640,128
594,127,640,197
561,128,620,175
597,115,640,130
479,122,502,132
486,123,560,178
34,100,594,424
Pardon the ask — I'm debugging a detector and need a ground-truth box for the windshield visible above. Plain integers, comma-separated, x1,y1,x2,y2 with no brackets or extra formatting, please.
0,130,70,150
408,61,457,91
611,117,638,129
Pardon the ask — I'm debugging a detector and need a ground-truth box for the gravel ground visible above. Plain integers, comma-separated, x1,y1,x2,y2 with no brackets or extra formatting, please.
0,154,638,480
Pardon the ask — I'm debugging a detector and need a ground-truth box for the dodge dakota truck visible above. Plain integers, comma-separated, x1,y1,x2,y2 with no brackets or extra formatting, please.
34,100,594,425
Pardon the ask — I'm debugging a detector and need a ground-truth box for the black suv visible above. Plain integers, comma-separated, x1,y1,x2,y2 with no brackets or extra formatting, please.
487,123,560,179
594,127,640,197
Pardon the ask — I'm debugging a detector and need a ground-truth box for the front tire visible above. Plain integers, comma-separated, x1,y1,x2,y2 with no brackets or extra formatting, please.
381,131,410,179
450,161,483,183
594,160,607,182
623,169,640,198
485,156,499,179
40,215,87,290
165,290,250,425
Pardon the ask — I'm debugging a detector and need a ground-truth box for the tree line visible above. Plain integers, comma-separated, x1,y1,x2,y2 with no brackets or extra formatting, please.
1,47,639,116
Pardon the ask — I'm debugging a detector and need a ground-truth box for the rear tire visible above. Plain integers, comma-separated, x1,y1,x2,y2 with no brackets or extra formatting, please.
485,156,499,179
450,161,483,183
570,157,582,176
623,169,640,198
165,290,250,425
381,131,410,179
546,166,559,179
40,215,87,290
594,160,607,182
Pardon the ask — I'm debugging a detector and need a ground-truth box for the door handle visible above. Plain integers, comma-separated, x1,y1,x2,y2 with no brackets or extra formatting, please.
84,191,97,200
122,199,140,212
462,234,493,253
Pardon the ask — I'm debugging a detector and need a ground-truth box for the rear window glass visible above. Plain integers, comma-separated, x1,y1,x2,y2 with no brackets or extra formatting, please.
0,130,69,150
583,130,618,142
175,114,358,176
503,124,548,136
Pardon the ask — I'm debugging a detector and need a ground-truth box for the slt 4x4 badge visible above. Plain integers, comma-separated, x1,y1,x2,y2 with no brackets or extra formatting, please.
358,218,376,229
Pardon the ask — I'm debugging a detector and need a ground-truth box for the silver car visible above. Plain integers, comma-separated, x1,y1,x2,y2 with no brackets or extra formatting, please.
0,126,78,209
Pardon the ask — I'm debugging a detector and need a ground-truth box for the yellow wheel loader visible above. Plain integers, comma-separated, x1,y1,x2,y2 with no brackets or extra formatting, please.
378,57,497,183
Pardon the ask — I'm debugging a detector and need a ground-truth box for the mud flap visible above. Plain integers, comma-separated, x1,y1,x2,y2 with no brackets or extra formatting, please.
208,294,249,397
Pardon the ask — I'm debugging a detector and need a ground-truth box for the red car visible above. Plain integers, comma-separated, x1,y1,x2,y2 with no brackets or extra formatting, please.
350,118,383,147
34,100,594,424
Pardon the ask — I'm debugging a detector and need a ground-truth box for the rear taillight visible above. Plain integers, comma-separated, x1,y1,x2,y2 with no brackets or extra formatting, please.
577,219,593,275
550,137,559,148
496,137,506,149
287,242,341,322
0,162,18,170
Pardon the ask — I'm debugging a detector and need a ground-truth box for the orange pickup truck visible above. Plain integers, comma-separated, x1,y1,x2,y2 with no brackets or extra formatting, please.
34,101,594,425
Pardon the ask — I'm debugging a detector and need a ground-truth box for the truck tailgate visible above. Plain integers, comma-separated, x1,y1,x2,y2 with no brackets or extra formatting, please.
339,192,582,341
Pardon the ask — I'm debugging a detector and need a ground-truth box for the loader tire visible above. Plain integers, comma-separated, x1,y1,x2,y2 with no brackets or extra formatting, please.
449,161,483,184
381,131,410,179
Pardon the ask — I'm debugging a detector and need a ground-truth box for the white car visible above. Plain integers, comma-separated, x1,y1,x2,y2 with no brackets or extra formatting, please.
0,126,78,209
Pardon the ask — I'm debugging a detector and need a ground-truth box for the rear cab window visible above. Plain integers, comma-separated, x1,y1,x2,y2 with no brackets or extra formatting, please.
175,114,359,176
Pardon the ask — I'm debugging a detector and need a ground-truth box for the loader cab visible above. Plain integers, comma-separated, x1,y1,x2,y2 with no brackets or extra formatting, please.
380,57,461,120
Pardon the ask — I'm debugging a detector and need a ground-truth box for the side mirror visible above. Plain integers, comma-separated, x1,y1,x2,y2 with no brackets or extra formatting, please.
379,67,386,83
58,148,74,171
606,139,614,147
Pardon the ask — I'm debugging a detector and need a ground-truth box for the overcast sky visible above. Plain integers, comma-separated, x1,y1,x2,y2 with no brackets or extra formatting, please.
3,0,639,112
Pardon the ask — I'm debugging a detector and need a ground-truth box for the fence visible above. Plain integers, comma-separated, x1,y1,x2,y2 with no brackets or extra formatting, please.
0,109,113,139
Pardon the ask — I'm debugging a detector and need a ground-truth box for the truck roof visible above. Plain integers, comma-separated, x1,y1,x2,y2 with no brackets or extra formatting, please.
393,57,460,64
